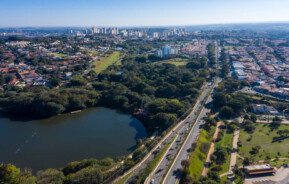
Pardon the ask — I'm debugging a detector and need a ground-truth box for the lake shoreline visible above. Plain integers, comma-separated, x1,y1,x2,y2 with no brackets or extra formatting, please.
0,107,147,171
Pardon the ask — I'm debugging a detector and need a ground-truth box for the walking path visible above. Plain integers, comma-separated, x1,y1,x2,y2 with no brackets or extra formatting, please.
219,129,240,178
229,129,240,172
201,121,223,176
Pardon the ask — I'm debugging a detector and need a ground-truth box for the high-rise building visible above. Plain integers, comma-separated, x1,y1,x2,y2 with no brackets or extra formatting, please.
162,45,171,57
101,27,107,34
92,27,97,34
110,27,119,35
156,45,179,58
153,32,159,39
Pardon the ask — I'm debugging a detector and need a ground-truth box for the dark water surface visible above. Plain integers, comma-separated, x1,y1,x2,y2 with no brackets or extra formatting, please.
0,108,147,171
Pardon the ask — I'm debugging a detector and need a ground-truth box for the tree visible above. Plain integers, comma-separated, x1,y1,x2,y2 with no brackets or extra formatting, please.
250,114,257,123
4,74,15,84
18,169,36,184
62,159,98,176
151,113,177,128
65,167,103,184
203,117,216,131
135,56,147,63
207,171,220,182
271,116,282,129
35,102,65,117
181,159,190,169
227,121,238,133
228,98,247,115
277,129,289,138
186,58,207,70
243,157,251,166
68,96,86,110
212,93,227,108
49,78,60,87
0,164,35,184
148,54,161,62
219,106,234,119
243,120,255,133
0,164,20,184
207,43,216,66
273,116,282,123
0,74,4,85
69,75,87,87
37,169,64,184
211,147,227,164
250,146,261,155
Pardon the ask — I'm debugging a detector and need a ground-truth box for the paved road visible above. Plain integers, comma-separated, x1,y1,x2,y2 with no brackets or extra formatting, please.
145,85,213,184
161,79,220,184
114,83,212,184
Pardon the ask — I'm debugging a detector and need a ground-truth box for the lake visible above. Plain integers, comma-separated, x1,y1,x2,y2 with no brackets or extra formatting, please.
0,107,147,171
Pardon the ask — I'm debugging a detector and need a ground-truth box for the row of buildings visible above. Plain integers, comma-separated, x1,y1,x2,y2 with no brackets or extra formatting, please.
156,45,179,58
89,27,187,39
226,38,289,100
0,36,110,88
92,27,119,35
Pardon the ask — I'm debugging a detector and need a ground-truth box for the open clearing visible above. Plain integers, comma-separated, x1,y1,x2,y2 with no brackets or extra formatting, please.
188,128,214,179
93,51,121,74
239,124,289,165
215,131,233,175
156,58,188,66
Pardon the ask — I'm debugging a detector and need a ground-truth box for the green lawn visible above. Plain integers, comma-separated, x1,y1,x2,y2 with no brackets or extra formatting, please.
93,51,121,74
239,124,289,163
52,52,68,58
88,50,98,57
188,129,214,179
215,131,233,175
156,58,188,66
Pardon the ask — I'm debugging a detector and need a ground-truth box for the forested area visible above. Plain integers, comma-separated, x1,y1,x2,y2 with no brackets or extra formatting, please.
212,78,251,119
0,58,208,132
0,56,209,184
0,158,118,184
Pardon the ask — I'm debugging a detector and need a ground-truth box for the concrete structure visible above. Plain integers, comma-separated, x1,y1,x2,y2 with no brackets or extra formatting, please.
156,45,179,58
251,104,280,115
244,164,276,176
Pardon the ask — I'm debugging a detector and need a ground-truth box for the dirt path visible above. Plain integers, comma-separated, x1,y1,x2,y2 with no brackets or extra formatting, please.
229,129,240,172
201,121,223,176
219,129,240,178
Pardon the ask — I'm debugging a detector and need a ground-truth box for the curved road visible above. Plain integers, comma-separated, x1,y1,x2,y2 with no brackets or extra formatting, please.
145,78,220,184
161,78,220,184
114,82,212,184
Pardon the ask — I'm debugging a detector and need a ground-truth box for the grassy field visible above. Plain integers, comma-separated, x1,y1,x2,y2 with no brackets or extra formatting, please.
239,124,289,163
51,52,68,58
88,50,98,57
93,51,121,74
156,58,188,66
215,131,234,175
188,129,214,179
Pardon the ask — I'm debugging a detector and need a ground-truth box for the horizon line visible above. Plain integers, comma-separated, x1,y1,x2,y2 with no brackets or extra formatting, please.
1,20,289,29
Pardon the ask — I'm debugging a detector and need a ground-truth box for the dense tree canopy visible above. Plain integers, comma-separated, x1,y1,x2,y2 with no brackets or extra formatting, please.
0,58,208,133
212,78,250,119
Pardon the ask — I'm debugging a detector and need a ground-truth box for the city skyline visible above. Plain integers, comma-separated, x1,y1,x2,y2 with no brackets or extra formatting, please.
1,0,289,27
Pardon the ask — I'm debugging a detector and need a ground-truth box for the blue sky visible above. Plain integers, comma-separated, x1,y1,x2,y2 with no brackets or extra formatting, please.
1,0,289,27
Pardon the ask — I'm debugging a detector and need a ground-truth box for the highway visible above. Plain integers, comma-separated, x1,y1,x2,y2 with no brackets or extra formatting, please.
160,78,220,184
145,78,220,184
114,81,213,184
